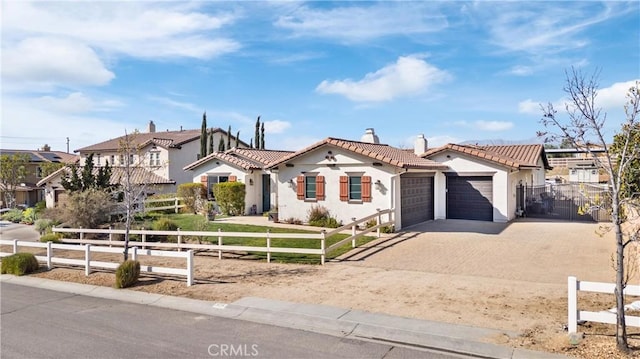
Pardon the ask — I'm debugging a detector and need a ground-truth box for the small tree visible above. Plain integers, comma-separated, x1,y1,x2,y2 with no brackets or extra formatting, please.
260,122,265,149
177,183,207,214
218,137,225,152
236,131,240,148
255,116,261,150
0,153,29,208
227,125,232,149
539,68,640,351
40,162,64,178
61,153,111,192
213,182,245,216
62,188,112,228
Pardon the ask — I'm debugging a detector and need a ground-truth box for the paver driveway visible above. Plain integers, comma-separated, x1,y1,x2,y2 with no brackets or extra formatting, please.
340,218,619,285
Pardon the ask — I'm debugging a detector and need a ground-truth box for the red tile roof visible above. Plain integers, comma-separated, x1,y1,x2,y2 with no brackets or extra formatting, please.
183,148,293,171
76,128,249,153
423,144,551,170
37,166,174,187
267,138,449,170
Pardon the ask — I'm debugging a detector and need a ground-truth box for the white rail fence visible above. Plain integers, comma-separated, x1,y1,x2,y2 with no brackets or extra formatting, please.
567,276,640,333
110,197,186,216
52,209,394,265
0,239,194,286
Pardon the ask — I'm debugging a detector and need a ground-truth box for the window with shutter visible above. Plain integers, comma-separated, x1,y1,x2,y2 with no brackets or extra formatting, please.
296,175,305,200
339,176,348,201
362,176,372,202
316,176,325,201
229,175,237,182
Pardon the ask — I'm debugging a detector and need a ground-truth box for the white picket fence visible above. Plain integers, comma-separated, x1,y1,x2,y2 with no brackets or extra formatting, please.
567,276,640,333
53,209,394,265
0,239,194,286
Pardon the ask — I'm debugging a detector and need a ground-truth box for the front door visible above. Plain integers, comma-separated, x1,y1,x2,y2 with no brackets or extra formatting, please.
262,174,271,213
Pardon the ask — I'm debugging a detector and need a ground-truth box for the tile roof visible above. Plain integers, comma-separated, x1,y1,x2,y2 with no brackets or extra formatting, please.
75,128,249,153
267,137,449,170
423,144,552,170
183,148,293,171
37,166,174,187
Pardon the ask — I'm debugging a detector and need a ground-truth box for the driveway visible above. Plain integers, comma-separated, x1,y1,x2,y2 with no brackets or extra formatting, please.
339,218,618,285
0,221,39,241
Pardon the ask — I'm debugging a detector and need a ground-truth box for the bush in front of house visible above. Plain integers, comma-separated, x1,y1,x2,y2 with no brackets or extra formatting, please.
213,182,245,216
115,260,140,288
1,253,39,276
150,217,178,242
21,207,37,225
34,218,55,234
1,209,23,223
62,188,113,229
364,219,394,233
40,233,62,243
307,205,341,228
177,183,206,214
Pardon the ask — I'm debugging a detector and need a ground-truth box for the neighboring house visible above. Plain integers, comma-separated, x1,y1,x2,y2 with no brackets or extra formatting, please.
0,149,78,208
546,147,608,183
38,121,249,208
37,166,175,209
184,148,293,214
75,121,249,192
266,129,449,230
423,143,552,222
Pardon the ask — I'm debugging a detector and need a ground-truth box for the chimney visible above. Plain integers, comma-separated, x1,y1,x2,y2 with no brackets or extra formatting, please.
148,120,156,133
361,128,380,144
414,134,427,155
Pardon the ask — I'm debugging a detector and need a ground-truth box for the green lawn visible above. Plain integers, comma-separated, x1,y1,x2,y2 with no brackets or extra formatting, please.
125,213,375,264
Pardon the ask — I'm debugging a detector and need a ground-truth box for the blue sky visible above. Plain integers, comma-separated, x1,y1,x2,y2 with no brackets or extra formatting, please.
2,1,639,152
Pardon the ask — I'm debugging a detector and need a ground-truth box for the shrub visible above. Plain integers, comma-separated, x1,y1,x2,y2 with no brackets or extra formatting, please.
62,188,113,229
150,217,178,242
115,260,140,288
34,201,46,214
213,182,245,216
283,217,303,225
307,205,341,228
364,218,394,233
1,253,39,275
34,218,54,234
21,207,37,224
177,183,206,214
1,209,23,223
40,233,62,243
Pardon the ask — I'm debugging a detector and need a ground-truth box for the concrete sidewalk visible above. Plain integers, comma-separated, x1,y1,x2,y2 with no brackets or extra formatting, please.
0,275,567,359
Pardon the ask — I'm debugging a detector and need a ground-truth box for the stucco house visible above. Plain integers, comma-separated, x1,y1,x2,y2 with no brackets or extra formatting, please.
266,129,448,230
0,149,78,208
37,121,249,208
183,148,293,214
423,143,552,222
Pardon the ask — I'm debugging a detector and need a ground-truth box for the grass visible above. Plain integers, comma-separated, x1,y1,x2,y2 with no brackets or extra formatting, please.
123,213,376,264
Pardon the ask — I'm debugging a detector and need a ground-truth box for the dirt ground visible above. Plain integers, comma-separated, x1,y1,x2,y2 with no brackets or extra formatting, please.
6,218,640,358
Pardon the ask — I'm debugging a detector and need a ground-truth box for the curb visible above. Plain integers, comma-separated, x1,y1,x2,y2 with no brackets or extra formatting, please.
0,275,568,359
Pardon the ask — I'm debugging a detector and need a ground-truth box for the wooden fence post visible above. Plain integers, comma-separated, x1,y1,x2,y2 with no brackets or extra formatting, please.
568,276,578,333
46,241,52,270
266,229,271,263
351,217,357,248
177,228,182,252
218,228,223,260
187,250,194,286
320,230,326,265
85,244,91,276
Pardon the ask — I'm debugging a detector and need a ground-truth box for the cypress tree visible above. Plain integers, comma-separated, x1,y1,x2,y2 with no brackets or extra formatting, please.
250,138,253,148
227,125,232,149
218,137,225,152
208,128,214,154
200,112,207,158
260,123,265,149
235,131,240,148
254,116,260,150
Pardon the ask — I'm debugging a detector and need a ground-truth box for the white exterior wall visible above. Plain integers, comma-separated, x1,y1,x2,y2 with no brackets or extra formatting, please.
275,148,399,226
430,152,510,222
168,140,199,187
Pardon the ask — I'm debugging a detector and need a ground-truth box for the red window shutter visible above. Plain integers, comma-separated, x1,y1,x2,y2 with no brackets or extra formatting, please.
296,175,305,200
339,176,348,201
229,175,237,182
200,175,208,184
316,176,325,201
362,176,372,202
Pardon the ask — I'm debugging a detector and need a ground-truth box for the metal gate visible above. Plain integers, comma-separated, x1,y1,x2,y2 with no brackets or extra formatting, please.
516,183,612,222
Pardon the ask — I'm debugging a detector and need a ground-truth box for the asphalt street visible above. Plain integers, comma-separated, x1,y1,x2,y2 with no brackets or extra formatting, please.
1,283,468,359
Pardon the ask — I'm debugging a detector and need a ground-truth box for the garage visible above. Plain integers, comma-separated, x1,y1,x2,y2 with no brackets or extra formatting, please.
446,175,493,221
400,174,434,228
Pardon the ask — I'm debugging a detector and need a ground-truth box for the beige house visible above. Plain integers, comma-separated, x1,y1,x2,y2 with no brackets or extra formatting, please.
0,149,77,208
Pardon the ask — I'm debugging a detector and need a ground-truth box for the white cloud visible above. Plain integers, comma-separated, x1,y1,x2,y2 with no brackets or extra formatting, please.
3,37,115,87
36,92,122,114
518,79,639,115
475,120,514,132
316,56,450,102
274,3,447,43
263,120,291,134
597,80,639,110
149,96,201,113
427,135,462,148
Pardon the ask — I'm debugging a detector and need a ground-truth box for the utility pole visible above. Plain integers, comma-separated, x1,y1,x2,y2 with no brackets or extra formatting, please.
66,137,70,153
